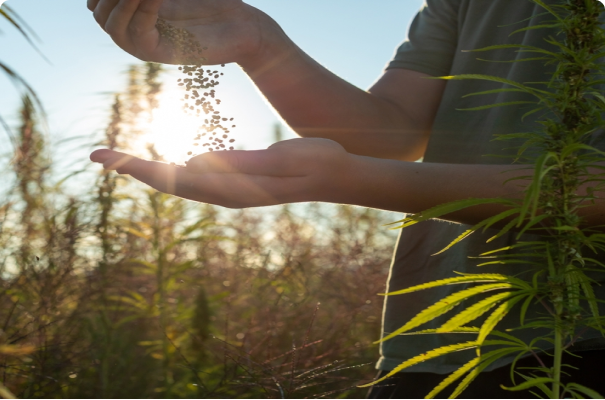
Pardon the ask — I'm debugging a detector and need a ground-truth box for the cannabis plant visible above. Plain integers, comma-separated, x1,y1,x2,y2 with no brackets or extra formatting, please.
363,0,605,398
0,4,44,140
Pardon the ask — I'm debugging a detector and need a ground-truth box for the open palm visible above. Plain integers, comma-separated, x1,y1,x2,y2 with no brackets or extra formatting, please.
88,0,265,65
90,138,355,208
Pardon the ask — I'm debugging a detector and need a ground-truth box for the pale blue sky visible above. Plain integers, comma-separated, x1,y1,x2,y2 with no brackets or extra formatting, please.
1,0,424,168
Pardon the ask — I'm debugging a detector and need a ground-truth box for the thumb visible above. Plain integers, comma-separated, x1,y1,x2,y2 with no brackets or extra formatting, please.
90,149,137,171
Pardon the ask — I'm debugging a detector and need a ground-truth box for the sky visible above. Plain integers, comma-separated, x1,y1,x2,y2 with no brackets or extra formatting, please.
0,0,424,169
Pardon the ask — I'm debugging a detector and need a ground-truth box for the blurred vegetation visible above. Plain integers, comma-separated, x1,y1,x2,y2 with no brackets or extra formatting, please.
0,62,396,398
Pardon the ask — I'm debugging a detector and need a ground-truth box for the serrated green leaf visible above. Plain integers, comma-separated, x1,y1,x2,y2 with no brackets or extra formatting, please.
514,372,554,398
390,198,515,230
577,273,601,329
358,341,480,388
520,295,535,325
566,383,605,399
433,208,521,256
449,348,523,398
476,57,551,64
516,214,551,238
519,151,555,223
382,274,517,296
397,327,480,335
380,284,513,342
487,216,523,243
425,357,481,399
476,259,542,267
465,44,562,64
438,291,514,332
477,296,524,348
433,229,475,256
510,23,561,36
521,105,547,121
441,74,549,99
397,327,531,348
502,377,555,392
462,88,526,98
530,0,564,22
459,101,537,112
480,241,546,256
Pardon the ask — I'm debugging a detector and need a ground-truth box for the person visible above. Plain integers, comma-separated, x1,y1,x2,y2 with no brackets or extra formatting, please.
86,0,605,397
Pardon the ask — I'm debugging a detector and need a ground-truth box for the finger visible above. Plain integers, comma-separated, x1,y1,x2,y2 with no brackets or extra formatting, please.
93,150,309,207
128,0,163,51
90,149,132,165
121,157,305,207
87,0,101,12
92,0,121,28
104,0,144,49
186,149,300,177
115,157,183,195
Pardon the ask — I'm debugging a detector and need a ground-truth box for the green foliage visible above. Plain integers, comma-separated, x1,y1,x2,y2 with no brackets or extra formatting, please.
0,63,395,398
371,1,605,398
0,4,44,143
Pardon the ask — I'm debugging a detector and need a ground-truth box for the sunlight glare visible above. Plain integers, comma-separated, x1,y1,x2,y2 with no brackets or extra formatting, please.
131,86,205,165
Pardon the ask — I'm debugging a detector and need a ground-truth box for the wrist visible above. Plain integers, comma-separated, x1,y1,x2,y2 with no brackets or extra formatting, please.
322,153,374,206
238,11,299,77
337,154,410,211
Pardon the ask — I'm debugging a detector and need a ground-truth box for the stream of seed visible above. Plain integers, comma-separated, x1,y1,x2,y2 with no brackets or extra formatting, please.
156,19,237,160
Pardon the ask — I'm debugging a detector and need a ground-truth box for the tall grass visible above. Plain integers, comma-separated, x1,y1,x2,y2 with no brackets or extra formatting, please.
0,63,395,398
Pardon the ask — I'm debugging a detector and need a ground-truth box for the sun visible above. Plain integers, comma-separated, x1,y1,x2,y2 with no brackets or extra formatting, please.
129,86,206,165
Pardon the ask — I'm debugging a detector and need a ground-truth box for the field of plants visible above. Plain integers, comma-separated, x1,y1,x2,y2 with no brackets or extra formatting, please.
0,62,397,398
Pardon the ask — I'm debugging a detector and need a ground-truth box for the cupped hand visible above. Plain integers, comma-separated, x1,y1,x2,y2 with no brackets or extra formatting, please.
89,138,356,208
87,0,272,65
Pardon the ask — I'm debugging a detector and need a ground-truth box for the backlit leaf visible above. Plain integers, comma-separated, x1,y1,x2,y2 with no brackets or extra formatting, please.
358,341,481,387
438,291,513,332
380,284,513,342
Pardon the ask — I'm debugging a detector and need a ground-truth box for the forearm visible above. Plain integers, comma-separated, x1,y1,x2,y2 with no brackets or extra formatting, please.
239,17,433,161
340,156,605,227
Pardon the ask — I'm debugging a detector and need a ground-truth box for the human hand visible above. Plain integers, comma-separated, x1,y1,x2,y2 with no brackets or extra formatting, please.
89,138,356,208
87,0,281,66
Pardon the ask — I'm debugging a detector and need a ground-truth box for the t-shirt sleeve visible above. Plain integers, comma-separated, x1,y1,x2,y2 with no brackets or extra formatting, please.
388,0,460,77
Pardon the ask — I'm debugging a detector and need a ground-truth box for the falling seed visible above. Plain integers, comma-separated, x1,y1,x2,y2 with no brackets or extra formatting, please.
157,19,237,159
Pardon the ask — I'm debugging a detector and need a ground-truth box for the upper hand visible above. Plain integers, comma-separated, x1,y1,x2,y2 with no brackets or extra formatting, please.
89,138,357,208
87,0,274,66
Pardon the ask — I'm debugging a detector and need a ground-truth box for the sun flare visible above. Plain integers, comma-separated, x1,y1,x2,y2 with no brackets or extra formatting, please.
129,86,209,165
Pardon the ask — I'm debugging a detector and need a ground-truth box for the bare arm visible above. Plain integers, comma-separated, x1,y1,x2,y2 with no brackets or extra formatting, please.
87,0,444,161
239,23,445,160
87,1,605,226
89,140,605,228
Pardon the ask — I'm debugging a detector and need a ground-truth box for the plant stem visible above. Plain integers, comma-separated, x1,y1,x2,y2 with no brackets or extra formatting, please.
152,193,172,398
553,318,563,398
